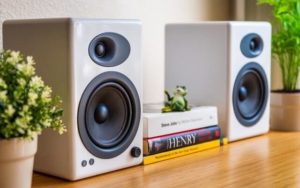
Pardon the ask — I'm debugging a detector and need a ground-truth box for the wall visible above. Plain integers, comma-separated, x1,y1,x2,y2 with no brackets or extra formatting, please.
0,0,230,104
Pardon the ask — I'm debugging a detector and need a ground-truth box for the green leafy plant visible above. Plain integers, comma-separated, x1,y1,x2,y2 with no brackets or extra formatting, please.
258,0,300,91
162,86,190,113
0,50,66,140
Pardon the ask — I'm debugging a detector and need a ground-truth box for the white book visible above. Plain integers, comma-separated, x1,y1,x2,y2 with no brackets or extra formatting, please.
143,106,218,138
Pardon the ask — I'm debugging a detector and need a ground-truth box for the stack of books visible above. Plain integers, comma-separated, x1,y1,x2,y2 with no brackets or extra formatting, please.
143,106,227,165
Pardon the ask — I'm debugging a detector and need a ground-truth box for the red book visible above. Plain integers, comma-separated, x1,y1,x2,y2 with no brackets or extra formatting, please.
143,125,221,155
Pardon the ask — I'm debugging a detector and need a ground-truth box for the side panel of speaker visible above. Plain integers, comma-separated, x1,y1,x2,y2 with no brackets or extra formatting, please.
165,23,230,136
228,22,271,141
3,19,75,178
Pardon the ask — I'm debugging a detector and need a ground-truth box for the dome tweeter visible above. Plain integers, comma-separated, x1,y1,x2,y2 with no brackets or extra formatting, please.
89,32,131,67
240,33,264,58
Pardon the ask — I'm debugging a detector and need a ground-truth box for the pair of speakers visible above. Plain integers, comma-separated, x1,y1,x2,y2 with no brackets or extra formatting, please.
3,19,271,180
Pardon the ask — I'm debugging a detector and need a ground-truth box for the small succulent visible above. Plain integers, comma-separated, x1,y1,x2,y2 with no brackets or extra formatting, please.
0,50,66,140
162,86,191,113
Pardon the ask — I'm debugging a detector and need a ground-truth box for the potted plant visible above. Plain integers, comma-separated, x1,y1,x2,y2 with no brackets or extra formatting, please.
257,0,300,131
0,50,66,188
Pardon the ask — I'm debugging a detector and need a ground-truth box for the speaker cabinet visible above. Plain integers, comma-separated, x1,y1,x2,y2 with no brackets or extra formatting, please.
165,22,271,142
3,18,142,180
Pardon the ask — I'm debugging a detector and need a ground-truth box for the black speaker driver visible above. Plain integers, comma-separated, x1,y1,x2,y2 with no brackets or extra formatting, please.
232,62,268,127
85,82,132,148
78,72,141,159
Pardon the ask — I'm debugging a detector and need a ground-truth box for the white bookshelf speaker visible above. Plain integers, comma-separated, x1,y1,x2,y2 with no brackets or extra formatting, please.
3,18,143,180
165,22,271,142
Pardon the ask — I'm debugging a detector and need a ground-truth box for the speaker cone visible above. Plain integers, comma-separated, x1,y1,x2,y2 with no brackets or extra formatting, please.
78,72,140,159
233,62,268,126
86,82,132,148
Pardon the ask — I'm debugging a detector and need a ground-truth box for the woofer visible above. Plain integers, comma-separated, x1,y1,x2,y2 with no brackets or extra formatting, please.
233,62,268,126
78,72,140,159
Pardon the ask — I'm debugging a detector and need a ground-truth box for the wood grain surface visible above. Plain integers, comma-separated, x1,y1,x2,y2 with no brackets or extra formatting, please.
32,132,300,188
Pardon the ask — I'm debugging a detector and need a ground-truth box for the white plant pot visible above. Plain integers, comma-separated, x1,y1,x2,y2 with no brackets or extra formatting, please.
0,135,37,188
270,92,300,131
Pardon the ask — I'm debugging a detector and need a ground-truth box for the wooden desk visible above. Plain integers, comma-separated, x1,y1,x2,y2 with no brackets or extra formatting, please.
32,132,300,187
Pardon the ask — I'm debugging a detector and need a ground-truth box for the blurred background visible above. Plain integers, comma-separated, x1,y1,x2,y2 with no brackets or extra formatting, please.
0,0,273,104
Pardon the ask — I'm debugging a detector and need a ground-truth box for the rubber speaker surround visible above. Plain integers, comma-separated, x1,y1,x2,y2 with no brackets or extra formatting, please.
78,72,141,159
232,62,268,127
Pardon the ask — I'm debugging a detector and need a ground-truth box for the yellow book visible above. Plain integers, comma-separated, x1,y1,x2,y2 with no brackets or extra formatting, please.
143,138,228,165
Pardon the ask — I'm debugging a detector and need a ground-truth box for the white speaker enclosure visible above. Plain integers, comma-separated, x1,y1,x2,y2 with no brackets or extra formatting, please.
3,18,143,180
165,22,271,142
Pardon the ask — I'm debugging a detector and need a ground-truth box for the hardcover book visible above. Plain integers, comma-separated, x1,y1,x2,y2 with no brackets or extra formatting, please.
143,106,218,138
143,125,221,155
143,138,228,165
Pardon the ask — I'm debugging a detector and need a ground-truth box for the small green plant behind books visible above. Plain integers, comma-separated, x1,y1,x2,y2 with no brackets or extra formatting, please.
162,86,191,113
0,50,66,140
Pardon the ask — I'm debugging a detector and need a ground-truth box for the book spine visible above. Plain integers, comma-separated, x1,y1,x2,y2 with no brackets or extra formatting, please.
143,138,228,165
143,126,220,155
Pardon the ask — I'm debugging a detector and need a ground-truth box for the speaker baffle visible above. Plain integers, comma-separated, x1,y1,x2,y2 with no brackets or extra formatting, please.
240,33,263,58
233,62,268,127
78,72,141,159
89,32,131,67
